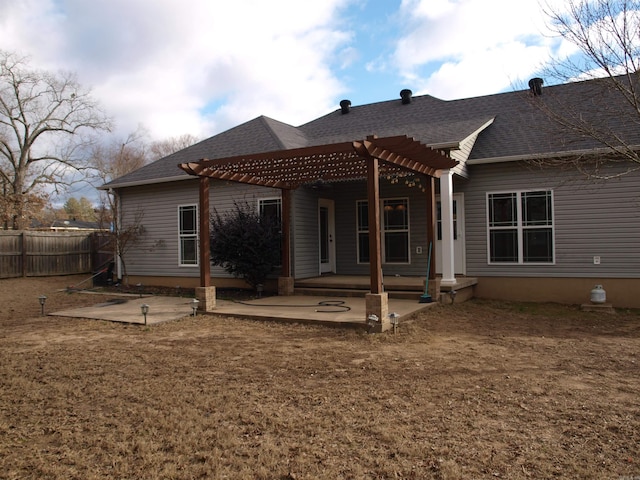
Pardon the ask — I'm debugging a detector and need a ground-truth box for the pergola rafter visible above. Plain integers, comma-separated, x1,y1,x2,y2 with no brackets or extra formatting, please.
177,135,457,189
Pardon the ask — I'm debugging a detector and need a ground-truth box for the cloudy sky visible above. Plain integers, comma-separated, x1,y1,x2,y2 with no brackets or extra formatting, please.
0,0,568,143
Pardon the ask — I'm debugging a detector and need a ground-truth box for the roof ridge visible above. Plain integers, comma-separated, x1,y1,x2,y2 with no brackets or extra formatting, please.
258,115,293,150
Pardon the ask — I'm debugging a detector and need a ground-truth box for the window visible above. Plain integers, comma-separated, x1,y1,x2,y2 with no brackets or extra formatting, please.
258,198,281,224
357,198,410,264
179,205,198,266
258,197,282,264
487,190,554,264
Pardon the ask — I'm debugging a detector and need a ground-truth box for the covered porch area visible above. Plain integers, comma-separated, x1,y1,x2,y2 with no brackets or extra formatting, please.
179,135,460,332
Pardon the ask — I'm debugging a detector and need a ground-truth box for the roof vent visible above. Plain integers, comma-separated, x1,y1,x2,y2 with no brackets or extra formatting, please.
400,89,413,104
339,99,351,114
528,77,543,96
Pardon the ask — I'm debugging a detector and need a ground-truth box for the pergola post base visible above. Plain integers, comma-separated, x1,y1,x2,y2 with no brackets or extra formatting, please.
365,292,390,333
195,286,216,312
278,276,295,296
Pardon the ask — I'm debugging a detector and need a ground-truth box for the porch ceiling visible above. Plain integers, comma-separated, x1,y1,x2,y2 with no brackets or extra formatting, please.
178,135,458,189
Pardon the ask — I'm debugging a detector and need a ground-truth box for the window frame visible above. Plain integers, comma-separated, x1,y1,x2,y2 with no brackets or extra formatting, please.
486,189,555,265
257,196,283,265
257,197,282,225
178,204,199,267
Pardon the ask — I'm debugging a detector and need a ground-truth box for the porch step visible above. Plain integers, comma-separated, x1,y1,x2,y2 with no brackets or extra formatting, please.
294,287,424,300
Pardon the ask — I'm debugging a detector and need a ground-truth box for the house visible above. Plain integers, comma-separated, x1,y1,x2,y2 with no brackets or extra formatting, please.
102,76,640,320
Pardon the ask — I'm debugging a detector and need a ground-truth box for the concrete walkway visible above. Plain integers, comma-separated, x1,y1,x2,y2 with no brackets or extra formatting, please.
52,293,436,328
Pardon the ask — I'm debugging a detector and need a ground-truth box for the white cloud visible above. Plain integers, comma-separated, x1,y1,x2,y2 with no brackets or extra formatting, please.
392,0,567,98
0,0,355,140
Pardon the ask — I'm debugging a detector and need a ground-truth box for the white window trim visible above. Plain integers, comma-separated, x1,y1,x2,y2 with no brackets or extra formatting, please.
257,196,282,220
356,197,411,265
486,189,555,265
178,204,199,267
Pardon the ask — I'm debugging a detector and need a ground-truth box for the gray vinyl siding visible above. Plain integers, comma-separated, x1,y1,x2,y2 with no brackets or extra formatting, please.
332,181,431,276
119,180,200,277
119,180,283,279
460,162,640,278
292,188,320,279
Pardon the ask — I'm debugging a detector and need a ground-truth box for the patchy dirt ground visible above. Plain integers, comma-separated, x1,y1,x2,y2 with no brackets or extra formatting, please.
1,275,639,479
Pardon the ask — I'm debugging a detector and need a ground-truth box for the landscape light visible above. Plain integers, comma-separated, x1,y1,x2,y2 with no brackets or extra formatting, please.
140,304,149,325
449,290,457,304
191,298,199,316
389,312,400,334
38,295,47,316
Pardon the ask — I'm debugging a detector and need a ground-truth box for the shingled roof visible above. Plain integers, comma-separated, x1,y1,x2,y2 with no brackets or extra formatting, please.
103,76,640,189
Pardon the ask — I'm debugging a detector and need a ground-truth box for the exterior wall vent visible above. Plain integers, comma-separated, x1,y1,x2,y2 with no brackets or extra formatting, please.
528,78,544,96
400,89,413,104
339,99,351,114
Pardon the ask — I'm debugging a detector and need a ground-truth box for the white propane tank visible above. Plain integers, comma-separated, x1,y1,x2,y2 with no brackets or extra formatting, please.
590,284,606,304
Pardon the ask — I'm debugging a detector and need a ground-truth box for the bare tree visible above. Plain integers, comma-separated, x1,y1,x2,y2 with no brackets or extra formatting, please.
90,127,150,187
0,51,111,229
534,0,640,178
90,129,150,284
149,133,200,160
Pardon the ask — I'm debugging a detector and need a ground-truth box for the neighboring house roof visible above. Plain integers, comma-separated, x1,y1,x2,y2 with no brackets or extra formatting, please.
32,219,104,231
103,76,640,189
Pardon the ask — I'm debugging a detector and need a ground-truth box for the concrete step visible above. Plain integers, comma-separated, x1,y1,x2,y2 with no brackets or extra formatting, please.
294,287,424,300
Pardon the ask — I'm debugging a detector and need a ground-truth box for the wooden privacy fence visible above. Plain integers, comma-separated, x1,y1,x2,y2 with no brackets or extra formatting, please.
0,231,112,279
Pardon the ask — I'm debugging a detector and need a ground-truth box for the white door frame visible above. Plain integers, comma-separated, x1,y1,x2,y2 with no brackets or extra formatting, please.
436,192,466,276
319,199,336,274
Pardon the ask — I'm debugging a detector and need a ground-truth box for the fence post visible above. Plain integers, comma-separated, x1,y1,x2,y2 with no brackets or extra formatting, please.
21,231,27,277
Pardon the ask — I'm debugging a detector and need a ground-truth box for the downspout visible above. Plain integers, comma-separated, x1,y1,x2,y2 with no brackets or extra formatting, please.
109,188,123,283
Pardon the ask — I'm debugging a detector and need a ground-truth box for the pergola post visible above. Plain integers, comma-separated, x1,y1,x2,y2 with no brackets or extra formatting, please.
195,176,216,312
366,156,389,332
278,188,295,295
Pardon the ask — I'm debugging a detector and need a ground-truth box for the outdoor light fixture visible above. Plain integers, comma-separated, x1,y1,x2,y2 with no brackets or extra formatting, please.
256,284,264,298
140,304,149,325
389,312,400,334
191,298,199,316
449,290,458,304
38,295,47,316
137,283,144,297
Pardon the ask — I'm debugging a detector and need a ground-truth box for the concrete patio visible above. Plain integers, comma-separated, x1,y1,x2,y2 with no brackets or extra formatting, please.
51,291,437,329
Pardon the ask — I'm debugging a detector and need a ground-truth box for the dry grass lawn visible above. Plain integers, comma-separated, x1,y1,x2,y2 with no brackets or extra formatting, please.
1,275,639,479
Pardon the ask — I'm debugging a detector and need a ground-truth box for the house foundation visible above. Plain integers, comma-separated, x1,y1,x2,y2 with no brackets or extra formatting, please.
195,286,216,312
365,292,390,333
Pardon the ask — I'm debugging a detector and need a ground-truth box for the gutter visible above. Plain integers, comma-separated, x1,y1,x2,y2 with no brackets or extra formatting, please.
98,174,194,190
467,145,640,165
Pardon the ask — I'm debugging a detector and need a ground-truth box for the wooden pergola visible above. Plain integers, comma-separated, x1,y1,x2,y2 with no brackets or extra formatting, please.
178,134,457,295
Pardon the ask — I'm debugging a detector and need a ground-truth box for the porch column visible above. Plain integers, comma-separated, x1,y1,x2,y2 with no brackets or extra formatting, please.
366,156,389,333
196,176,216,312
425,176,436,281
439,169,457,287
278,188,294,295
425,176,440,301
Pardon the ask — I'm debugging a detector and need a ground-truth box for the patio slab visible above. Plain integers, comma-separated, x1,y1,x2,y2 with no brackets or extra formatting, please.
52,295,198,325
209,295,435,329
51,293,436,328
